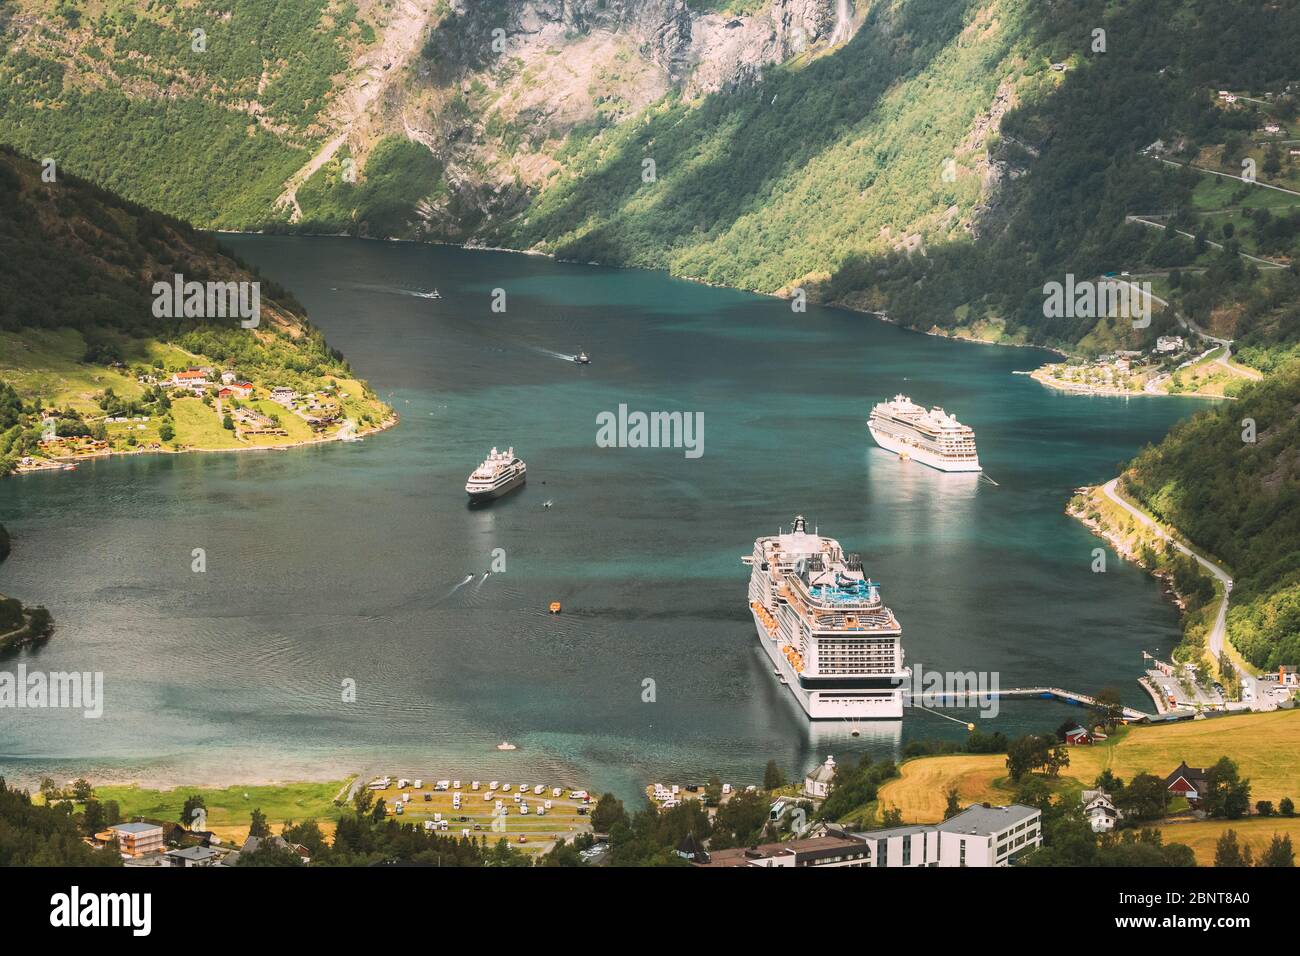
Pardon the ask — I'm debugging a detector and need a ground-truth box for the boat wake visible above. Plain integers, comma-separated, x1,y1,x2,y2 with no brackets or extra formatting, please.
527,346,577,362
436,574,474,603
345,282,441,300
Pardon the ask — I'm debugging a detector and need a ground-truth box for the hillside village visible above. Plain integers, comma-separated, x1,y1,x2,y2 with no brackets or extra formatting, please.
16,358,391,472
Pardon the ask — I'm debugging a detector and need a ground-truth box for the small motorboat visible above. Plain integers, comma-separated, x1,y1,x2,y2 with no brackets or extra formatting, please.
548,601,562,614
496,741,517,751
573,351,590,365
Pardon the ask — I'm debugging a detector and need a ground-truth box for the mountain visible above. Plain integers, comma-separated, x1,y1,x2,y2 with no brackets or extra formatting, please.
4,0,1297,358
0,145,391,474
1125,362,1300,672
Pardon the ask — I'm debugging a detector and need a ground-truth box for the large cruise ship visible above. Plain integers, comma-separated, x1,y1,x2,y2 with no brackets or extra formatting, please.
465,447,526,502
868,395,981,472
742,516,908,719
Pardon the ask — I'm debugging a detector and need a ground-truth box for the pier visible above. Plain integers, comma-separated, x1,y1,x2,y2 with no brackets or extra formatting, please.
904,686,1151,722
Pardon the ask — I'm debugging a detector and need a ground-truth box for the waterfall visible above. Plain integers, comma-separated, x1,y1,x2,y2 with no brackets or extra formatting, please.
829,0,853,45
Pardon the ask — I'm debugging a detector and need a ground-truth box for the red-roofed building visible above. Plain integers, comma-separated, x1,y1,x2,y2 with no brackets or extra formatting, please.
1064,725,1092,745
218,383,253,400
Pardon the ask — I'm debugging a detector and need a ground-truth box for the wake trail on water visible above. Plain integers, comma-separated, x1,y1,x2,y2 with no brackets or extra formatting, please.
344,282,441,299
526,346,577,362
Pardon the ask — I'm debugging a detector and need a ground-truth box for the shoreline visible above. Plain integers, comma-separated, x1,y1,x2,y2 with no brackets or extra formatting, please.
215,228,1079,361
12,411,400,476
1030,366,1225,400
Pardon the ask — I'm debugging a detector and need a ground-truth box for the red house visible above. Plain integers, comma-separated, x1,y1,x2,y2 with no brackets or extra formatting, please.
1164,762,1210,807
1064,725,1092,745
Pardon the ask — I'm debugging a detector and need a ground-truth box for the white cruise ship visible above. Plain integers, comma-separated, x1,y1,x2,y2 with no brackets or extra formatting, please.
868,395,981,472
465,447,526,502
742,516,908,719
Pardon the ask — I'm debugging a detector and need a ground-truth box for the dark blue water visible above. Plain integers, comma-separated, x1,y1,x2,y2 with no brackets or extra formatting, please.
0,237,1207,801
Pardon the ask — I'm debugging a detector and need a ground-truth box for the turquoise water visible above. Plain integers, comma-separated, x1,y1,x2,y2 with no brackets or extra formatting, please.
0,237,1208,801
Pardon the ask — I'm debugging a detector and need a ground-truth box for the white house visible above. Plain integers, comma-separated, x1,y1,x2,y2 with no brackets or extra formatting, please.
804,755,836,799
855,803,1042,867
1156,335,1185,353
1081,789,1123,832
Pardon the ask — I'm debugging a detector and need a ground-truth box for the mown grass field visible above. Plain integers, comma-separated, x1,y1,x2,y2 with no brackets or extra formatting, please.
877,709,1300,823
1158,816,1300,865
82,779,351,844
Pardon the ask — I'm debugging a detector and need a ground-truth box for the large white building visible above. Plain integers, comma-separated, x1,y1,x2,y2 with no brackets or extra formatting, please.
854,803,1042,867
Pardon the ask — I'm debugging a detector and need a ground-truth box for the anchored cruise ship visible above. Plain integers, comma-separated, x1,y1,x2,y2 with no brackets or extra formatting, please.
743,516,908,719
868,395,981,472
465,447,526,502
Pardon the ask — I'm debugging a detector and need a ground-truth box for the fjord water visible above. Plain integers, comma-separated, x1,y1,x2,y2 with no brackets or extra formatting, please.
0,237,1207,799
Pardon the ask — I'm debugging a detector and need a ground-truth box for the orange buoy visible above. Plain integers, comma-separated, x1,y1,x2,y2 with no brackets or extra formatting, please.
549,602,562,614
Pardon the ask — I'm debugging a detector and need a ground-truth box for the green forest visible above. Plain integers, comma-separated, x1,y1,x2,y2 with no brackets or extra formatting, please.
0,0,365,228
505,0,1300,357
1126,363,1300,671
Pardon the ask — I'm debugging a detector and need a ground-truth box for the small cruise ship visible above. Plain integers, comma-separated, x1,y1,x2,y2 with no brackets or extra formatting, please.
742,516,908,720
868,395,981,472
465,447,526,502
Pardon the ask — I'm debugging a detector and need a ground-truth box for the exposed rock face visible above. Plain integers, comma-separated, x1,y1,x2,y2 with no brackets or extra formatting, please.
398,1,855,239
432,0,851,93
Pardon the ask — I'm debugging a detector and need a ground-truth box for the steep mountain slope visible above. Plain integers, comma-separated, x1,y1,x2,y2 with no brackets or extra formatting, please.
0,0,393,227
0,145,391,473
1125,361,1300,672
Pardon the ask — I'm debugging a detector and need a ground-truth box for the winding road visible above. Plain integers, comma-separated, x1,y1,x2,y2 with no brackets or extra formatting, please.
1101,479,1258,703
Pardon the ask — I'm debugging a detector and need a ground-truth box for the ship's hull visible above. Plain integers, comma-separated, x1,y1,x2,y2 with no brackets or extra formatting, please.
749,609,905,719
466,471,526,502
868,423,982,473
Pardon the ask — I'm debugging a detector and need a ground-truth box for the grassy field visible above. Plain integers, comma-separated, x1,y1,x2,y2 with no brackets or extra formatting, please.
1164,352,1243,398
877,709,1300,823
84,779,352,844
0,328,146,417
1188,163,1300,213
67,777,593,855
169,397,243,449
3,326,391,466
1158,816,1300,865
872,754,1022,824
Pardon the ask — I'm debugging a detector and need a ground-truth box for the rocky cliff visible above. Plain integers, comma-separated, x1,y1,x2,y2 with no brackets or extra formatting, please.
384,0,857,240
